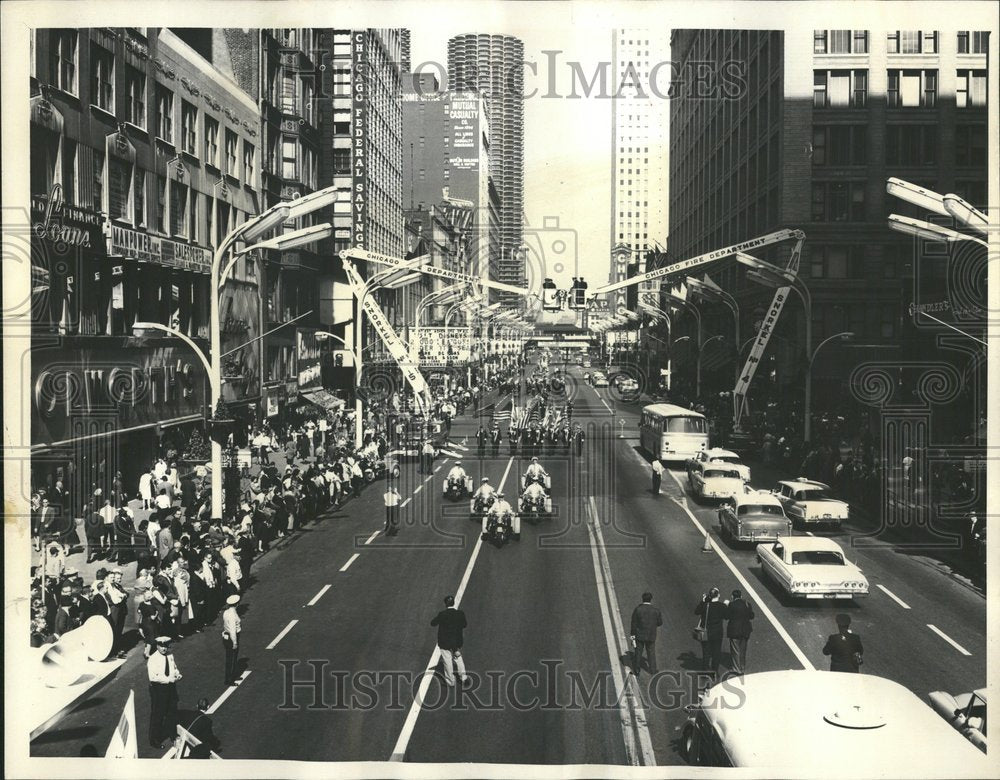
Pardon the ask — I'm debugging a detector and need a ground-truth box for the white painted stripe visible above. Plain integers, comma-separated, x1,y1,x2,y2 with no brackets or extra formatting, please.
876,583,911,609
364,531,380,546
927,624,972,656
207,671,252,713
413,484,423,494
400,497,411,508
434,466,442,473
339,554,360,572
587,497,657,766
307,584,332,606
266,620,298,650
666,470,816,671
389,456,514,762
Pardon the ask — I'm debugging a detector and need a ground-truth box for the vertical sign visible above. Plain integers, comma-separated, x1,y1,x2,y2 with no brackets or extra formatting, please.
351,31,368,249
732,286,789,428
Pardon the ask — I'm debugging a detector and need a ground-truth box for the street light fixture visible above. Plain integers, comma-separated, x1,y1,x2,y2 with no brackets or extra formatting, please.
887,214,989,247
942,194,989,236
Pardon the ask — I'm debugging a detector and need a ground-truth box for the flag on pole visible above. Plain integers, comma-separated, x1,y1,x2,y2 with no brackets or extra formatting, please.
105,690,138,759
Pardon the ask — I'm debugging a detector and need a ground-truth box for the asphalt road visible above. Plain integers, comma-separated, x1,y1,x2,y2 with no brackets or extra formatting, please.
31,358,987,766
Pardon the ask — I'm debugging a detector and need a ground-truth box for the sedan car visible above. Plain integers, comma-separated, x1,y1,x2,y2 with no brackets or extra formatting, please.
687,448,751,482
774,478,849,529
689,461,744,502
929,688,987,754
718,488,792,544
591,372,609,387
756,536,869,599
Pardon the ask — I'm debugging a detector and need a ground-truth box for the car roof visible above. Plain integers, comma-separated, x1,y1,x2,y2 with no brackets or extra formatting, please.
770,535,844,552
706,448,740,459
734,490,783,507
700,671,991,773
641,403,706,419
778,479,832,491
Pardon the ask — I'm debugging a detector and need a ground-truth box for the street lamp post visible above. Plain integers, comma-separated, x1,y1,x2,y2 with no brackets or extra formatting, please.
805,332,854,445
315,330,361,447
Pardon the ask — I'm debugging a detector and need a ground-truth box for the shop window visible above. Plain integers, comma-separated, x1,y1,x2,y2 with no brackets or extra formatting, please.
108,156,133,222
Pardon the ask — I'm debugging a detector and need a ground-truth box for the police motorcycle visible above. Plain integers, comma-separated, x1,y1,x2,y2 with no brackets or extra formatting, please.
518,481,552,521
520,458,552,493
442,462,473,501
481,493,520,545
469,478,497,522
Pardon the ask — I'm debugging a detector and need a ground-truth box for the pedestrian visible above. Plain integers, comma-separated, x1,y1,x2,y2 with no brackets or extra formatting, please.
430,595,469,687
629,591,663,675
139,468,154,511
383,482,401,535
147,636,182,749
694,588,725,678
822,613,863,673
724,589,754,676
221,594,242,686
106,569,129,658
84,503,103,563
651,459,665,495
98,498,117,557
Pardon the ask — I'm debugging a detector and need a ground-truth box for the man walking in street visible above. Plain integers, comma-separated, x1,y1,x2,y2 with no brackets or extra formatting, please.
147,636,182,749
383,482,401,535
629,591,663,675
651,460,665,495
822,613,863,672
724,589,754,676
431,595,469,687
221,594,242,686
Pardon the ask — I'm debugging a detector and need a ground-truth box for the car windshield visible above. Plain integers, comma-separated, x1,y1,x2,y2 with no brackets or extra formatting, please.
798,488,832,500
738,504,785,517
665,416,707,434
705,469,740,480
790,550,845,565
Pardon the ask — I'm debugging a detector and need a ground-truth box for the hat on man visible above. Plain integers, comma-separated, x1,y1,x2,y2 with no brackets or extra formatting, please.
481,477,490,482
155,636,173,646
226,594,241,606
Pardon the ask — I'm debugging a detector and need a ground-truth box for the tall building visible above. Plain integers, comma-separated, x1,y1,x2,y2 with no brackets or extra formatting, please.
610,29,669,264
29,27,262,501
668,27,988,413
448,33,525,300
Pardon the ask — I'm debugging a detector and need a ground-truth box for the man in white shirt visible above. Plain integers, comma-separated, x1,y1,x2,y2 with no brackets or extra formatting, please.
383,484,401,535
222,594,242,686
524,457,548,489
147,636,182,749
99,498,117,557
483,492,520,541
153,487,173,524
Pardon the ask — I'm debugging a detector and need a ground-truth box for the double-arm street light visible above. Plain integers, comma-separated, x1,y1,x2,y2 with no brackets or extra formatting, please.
686,276,740,374
137,185,338,520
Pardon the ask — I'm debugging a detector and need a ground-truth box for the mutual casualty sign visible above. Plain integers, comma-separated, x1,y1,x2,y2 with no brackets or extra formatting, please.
733,286,789,397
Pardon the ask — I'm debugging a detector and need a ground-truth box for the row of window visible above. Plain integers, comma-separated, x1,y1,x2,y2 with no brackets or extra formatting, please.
813,69,987,109
814,30,990,55
45,32,257,186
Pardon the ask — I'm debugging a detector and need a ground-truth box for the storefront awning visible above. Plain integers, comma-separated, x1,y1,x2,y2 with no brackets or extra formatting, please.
300,389,346,413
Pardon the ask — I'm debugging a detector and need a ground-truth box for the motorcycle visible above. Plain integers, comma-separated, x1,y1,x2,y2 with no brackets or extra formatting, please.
484,510,519,545
518,491,552,519
470,493,496,522
443,475,473,501
521,472,552,492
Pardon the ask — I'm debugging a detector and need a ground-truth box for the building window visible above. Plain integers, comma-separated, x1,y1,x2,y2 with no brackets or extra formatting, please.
829,30,851,53
170,180,188,237
93,150,105,212
155,85,173,142
90,43,114,110
813,126,867,166
124,65,145,127
204,116,219,167
206,195,214,246
955,124,987,167
59,137,77,204
31,125,60,196
134,168,145,227
958,31,989,54
190,191,199,243
332,147,350,175
49,29,78,94
281,136,296,178
108,156,133,221
814,70,867,107
887,30,937,54
954,180,988,210
886,69,937,108
301,79,314,124
809,246,862,279
957,70,988,108
885,125,937,165
880,308,895,339
243,141,255,185
852,30,869,53
156,175,166,233
181,100,197,155
224,129,238,178
812,182,865,222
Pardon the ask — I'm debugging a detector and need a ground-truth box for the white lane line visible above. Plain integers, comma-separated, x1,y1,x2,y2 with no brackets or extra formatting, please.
266,620,298,650
876,583,911,609
400,497,411,508
307,584,332,606
340,553,360,572
927,624,972,656
587,497,656,766
206,671,252,713
423,474,434,483
667,469,816,671
434,466,442,473
414,484,423,494
364,530,380,546
389,456,514,762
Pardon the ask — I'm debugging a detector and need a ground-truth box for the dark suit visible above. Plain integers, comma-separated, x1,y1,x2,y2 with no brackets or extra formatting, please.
823,630,863,672
725,598,755,674
695,599,726,676
629,602,663,674
430,607,467,650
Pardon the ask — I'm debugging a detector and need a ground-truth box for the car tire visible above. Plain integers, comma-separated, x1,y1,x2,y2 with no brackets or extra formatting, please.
681,723,700,764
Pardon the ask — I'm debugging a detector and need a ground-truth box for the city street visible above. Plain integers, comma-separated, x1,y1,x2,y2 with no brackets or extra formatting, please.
30,362,987,765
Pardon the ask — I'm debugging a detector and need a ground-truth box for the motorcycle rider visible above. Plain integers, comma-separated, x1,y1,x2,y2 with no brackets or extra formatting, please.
472,477,496,513
524,457,548,489
521,479,547,513
482,492,520,541
446,460,468,494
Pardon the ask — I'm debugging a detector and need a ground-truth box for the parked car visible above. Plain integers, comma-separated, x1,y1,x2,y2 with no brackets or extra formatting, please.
591,372,609,388
687,448,751,482
756,535,869,600
689,461,744,502
929,688,987,753
774,478,849,529
718,488,791,544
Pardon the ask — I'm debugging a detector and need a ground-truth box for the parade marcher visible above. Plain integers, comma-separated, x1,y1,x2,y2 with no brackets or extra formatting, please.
574,424,586,457
383,483,402,535
725,589,754,676
630,591,663,675
147,636,182,748
476,425,489,455
822,613,863,673
222,594,242,686
430,595,469,687
490,424,502,456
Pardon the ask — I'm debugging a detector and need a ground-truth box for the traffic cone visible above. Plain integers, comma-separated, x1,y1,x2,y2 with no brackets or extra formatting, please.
701,530,713,553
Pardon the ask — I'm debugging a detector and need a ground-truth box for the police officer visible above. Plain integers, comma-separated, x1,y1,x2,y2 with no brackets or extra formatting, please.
476,424,489,455
822,614,863,672
147,636,182,748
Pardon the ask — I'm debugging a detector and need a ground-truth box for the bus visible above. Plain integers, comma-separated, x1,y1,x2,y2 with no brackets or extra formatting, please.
639,403,709,462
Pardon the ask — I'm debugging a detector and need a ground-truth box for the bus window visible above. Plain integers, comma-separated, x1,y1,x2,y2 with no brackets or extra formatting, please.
665,416,706,434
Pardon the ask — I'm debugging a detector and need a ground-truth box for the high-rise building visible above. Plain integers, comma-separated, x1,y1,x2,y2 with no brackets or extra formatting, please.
668,27,989,409
610,29,669,264
448,33,525,300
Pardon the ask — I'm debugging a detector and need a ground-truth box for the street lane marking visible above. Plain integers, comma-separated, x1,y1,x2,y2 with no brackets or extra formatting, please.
927,624,972,656
876,584,911,609
364,531,380,546
307,584,332,606
207,671,252,713
587,497,657,766
389,456,514,763
667,469,816,671
266,620,298,650
434,466,442,473
414,485,423,494
340,554,360,572
401,497,411,508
